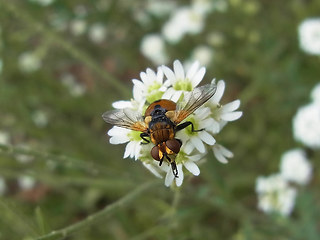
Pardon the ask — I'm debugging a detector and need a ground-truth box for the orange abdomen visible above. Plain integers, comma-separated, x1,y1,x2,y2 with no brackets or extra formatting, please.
150,122,175,145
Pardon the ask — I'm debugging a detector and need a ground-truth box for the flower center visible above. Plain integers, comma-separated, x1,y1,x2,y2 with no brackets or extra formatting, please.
183,117,200,136
146,82,164,103
173,80,193,91
175,151,187,164
128,130,142,142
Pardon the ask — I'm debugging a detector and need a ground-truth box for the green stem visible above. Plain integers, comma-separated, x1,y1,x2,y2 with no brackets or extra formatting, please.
1,0,130,97
33,181,159,240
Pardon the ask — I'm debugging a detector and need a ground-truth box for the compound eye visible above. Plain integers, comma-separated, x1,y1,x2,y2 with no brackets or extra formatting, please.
166,139,181,154
151,146,161,161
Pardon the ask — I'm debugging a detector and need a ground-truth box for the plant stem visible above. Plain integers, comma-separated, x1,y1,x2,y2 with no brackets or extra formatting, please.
33,181,159,240
1,0,130,97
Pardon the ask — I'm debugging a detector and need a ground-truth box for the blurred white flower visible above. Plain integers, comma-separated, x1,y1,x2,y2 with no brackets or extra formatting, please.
190,45,214,67
29,0,54,6
0,177,6,195
32,110,49,128
207,32,225,47
162,7,205,43
18,52,42,73
70,19,87,36
280,149,312,185
61,73,86,97
140,34,168,65
298,18,320,55
146,0,177,17
256,174,297,216
18,175,36,191
192,0,214,14
88,23,107,44
311,82,320,104
0,131,10,145
293,102,320,149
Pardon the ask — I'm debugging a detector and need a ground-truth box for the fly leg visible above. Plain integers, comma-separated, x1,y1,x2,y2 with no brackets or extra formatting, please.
140,132,150,144
176,121,204,132
166,155,178,178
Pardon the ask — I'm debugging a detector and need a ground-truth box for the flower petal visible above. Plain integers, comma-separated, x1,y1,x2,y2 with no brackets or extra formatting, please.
184,161,200,176
142,162,163,178
162,65,176,83
124,141,134,158
173,60,185,80
198,131,216,145
110,135,129,144
221,111,243,121
186,61,200,79
165,168,175,187
222,100,241,112
175,164,184,186
191,67,206,87
190,136,206,153
211,80,225,103
183,141,195,155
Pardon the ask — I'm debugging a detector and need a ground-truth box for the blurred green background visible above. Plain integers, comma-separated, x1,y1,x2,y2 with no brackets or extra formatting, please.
0,0,319,239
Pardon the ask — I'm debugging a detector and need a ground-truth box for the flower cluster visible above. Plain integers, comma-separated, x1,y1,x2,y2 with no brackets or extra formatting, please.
255,149,312,216
106,60,242,187
139,0,224,66
298,18,320,55
293,83,320,149
256,81,318,216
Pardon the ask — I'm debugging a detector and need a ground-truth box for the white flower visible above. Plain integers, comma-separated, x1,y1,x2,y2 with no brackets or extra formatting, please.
61,73,86,97
212,144,233,164
70,19,87,36
163,152,204,187
293,102,320,149
0,131,10,145
108,126,142,160
311,83,320,104
18,52,42,73
140,34,168,65
190,45,214,67
103,60,242,187
0,177,6,195
88,23,107,44
206,80,243,133
32,110,48,128
176,107,216,154
162,60,206,101
280,149,312,185
132,67,167,105
29,0,54,6
255,174,297,216
18,175,36,191
146,0,177,17
298,18,320,55
162,7,205,43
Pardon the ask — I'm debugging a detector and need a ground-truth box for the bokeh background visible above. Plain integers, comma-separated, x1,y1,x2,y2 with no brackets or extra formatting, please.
0,0,319,239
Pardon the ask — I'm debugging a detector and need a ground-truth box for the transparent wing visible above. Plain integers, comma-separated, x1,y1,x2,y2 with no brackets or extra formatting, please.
102,108,148,132
173,83,217,124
